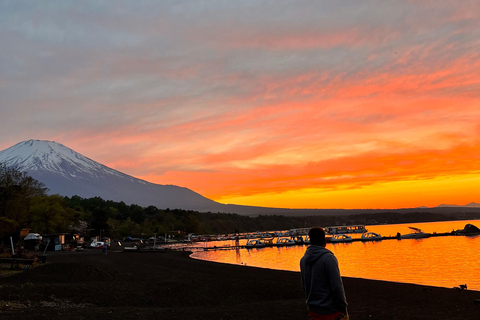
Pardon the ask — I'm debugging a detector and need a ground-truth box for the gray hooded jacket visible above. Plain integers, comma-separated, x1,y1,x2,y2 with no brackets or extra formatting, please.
300,245,347,315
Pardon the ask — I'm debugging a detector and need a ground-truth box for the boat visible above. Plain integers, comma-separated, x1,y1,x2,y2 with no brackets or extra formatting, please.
401,227,431,239
245,239,266,248
361,232,382,241
330,234,353,243
275,238,296,246
261,232,275,239
325,225,367,235
90,240,104,248
90,237,111,248
293,235,305,244
263,238,275,246
289,228,310,235
304,235,310,244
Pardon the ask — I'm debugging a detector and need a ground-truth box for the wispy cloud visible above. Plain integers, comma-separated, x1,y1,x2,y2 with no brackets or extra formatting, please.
1,1,479,208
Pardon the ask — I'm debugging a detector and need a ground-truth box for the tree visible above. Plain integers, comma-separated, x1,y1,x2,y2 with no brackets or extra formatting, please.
0,163,48,236
116,217,140,238
30,195,75,234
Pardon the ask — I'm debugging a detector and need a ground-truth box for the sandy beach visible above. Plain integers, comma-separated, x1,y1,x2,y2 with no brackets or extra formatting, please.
1,249,480,320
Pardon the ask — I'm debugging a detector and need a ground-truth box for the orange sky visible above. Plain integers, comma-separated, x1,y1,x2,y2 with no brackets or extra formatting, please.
1,1,480,209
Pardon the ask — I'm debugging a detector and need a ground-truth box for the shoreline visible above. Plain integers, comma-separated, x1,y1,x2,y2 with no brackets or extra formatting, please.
1,250,480,319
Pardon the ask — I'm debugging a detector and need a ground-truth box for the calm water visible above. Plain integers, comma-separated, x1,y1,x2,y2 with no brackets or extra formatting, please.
190,220,480,291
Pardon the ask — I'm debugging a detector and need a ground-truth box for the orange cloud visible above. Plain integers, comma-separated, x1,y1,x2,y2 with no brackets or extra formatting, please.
4,2,479,210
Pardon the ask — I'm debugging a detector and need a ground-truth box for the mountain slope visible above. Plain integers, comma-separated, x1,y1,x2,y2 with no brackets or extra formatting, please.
3,140,479,217
0,140,228,212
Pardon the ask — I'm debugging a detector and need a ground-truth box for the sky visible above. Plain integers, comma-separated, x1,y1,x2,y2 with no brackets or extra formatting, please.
1,1,480,209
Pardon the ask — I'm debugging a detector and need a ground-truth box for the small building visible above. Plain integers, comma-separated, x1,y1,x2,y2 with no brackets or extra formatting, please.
40,233,79,251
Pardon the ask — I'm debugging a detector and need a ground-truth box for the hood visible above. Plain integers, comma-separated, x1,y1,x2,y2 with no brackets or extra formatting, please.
303,245,332,264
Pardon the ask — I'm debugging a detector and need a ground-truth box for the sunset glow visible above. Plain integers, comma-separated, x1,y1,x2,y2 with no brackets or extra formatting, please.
1,1,479,209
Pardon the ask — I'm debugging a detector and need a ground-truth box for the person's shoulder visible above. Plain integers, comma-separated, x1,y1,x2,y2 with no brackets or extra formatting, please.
319,249,337,262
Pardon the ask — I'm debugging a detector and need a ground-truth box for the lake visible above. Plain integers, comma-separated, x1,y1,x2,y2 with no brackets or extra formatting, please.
190,220,480,291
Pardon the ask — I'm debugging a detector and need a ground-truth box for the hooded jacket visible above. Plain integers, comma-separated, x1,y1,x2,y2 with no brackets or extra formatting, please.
300,245,347,315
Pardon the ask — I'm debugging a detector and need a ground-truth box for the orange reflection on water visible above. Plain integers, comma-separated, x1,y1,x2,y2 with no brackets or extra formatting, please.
191,220,480,291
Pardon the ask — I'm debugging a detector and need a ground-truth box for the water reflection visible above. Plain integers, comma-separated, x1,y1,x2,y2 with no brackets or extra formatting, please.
191,220,480,291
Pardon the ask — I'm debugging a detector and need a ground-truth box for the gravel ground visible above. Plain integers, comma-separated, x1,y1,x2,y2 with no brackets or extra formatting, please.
1,249,479,320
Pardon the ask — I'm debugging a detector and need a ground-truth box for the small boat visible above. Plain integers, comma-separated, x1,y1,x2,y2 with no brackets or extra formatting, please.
261,232,275,239
90,240,104,248
330,234,353,243
293,235,305,244
245,239,266,248
275,238,296,246
325,225,367,235
303,235,310,245
263,238,275,246
401,227,431,239
361,232,382,241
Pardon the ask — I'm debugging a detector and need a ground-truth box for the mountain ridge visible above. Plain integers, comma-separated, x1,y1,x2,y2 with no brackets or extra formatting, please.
1,139,480,217
437,202,480,208
0,139,228,213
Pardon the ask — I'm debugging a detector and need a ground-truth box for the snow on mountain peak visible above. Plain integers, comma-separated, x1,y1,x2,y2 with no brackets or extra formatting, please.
0,139,222,212
0,139,124,180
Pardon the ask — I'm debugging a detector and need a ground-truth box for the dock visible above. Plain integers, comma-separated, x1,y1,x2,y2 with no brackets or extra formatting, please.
123,224,480,253
148,230,478,252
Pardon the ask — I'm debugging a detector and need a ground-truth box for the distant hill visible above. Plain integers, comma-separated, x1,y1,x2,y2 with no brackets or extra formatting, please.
437,202,480,208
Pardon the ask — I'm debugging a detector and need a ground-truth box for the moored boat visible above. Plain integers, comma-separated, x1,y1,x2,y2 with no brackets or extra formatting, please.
330,234,353,243
245,239,266,248
401,227,431,239
304,235,310,244
263,238,275,246
275,237,296,246
293,235,305,244
325,225,367,235
90,240,104,248
361,232,382,241
261,232,275,239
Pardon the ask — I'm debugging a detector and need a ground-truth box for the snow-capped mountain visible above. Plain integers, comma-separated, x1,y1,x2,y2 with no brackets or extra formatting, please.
0,140,228,212
6,140,478,217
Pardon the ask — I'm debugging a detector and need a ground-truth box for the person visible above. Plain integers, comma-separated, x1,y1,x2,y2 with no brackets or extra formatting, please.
300,227,348,320
102,242,108,255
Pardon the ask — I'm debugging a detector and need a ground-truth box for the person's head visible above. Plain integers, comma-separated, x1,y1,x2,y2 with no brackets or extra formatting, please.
309,227,326,247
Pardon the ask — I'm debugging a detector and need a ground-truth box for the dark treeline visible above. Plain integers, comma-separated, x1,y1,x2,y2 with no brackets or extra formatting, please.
2,163,478,241
65,196,346,238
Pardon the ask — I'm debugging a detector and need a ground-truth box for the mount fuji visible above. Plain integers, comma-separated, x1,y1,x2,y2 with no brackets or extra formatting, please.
8,140,478,218
0,140,229,213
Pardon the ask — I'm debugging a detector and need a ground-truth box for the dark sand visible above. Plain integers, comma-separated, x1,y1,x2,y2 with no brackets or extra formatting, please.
1,249,480,319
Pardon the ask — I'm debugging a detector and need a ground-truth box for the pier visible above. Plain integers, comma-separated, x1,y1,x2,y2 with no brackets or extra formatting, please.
129,223,480,252
146,231,471,252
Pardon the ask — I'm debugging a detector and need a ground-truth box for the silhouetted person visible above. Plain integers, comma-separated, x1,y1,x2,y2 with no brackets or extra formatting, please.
300,227,348,320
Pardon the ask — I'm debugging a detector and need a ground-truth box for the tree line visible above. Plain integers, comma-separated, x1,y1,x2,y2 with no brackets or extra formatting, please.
2,163,476,241
0,163,319,239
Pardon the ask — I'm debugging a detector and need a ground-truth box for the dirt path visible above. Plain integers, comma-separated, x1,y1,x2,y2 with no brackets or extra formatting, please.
1,250,479,319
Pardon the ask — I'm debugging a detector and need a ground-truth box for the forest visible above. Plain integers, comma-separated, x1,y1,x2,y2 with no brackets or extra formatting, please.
0,163,326,239
1,163,477,241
